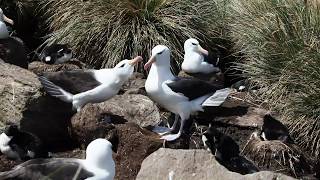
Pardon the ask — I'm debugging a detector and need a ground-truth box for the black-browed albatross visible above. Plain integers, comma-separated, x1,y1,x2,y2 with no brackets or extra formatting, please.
39,56,142,112
144,45,230,141
0,138,115,180
182,38,220,74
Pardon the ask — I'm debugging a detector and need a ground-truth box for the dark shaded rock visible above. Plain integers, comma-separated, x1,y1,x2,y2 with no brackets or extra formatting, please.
71,105,118,150
28,59,84,75
0,155,19,172
136,148,295,180
114,123,162,180
178,70,224,87
0,37,28,69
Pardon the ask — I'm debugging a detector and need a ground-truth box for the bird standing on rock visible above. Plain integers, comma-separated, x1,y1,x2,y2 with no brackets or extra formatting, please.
39,56,142,112
144,45,230,141
182,38,220,74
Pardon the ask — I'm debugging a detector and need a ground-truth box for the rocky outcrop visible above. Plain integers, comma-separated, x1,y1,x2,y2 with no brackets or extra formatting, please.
72,94,161,128
0,61,75,150
28,59,84,75
136,148,296,180
0,61,41,128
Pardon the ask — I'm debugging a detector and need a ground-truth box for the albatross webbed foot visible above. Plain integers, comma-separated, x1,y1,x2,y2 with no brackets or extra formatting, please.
152,126,173,135
160,133,181,141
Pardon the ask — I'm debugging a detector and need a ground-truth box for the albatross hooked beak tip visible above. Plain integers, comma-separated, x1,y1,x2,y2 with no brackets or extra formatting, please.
198,46,209,56
144,55,156,71
3,14,14,26
129,56,143,66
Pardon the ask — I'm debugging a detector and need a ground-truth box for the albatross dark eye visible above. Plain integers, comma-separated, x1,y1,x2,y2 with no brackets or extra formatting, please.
192,43,197,45
120,63,125,68
158,50,164,55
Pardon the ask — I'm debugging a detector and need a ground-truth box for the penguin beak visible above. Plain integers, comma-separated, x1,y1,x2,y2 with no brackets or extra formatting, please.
129,56,143,66
3,15,14,25
198,46,209,56
144,55,156,70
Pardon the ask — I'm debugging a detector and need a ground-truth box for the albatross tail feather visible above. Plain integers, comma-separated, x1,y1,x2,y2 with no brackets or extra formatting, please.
38,76,73,102
201,88,230,106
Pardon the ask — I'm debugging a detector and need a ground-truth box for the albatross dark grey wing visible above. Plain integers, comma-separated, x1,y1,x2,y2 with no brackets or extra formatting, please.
166,78,224,100
0,158,94,180
42,70,101,94
38,76,73,102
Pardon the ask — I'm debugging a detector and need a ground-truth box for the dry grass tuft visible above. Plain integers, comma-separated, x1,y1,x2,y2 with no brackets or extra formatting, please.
40,0,230,72
230,0,320,157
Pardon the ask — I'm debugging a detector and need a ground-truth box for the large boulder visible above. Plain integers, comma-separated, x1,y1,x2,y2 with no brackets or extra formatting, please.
0,61,41,128
136,148,295,180
0,61,75,150
72,94,161,128
114,123,162,180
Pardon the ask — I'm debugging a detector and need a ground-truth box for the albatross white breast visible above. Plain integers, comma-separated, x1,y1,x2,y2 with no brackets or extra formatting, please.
39,56,142,112
144,45,230,141
0,8,14,39
0,138,115,180
182,38,220,74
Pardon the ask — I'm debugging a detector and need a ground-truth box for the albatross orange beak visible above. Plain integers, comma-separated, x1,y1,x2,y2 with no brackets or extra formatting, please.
129,56,143,66
144,55,155,71
198,46,209,56
3,14,14,26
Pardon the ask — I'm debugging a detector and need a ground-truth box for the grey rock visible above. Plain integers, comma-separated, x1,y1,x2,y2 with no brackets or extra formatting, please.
136,148,295,180
74,94,161,128
0,61,42,128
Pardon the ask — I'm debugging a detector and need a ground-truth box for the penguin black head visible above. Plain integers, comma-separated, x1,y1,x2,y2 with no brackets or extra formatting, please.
4,124,20,137
261,114,293,143
40,44,72,64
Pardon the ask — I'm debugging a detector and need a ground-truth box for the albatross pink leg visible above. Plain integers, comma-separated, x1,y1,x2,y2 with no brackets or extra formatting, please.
152,114,179,135
160,118,185,141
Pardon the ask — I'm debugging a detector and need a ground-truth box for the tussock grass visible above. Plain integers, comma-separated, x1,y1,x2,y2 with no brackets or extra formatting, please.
40,0,229,71
230,0,320,157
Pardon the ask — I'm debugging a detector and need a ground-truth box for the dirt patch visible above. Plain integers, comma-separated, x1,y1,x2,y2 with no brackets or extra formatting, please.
114,123,162,180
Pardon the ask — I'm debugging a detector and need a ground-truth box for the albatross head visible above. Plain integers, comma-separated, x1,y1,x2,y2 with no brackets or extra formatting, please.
114,56,142,80
85,139,115,176
144,45,170,70
184,38,208,56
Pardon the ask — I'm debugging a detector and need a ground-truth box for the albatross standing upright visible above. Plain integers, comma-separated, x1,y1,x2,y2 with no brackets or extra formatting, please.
144,45,230,141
